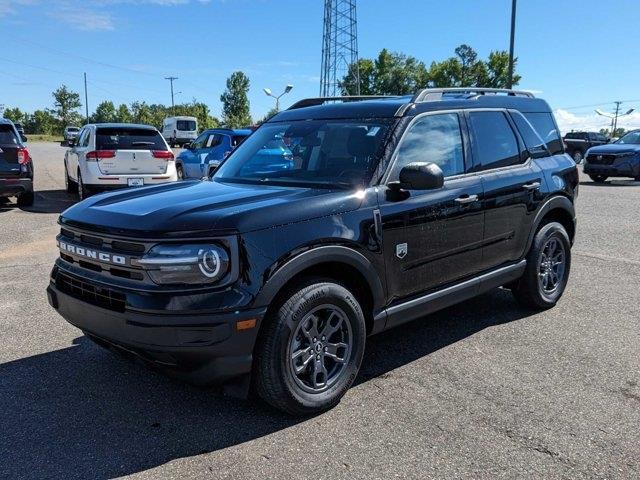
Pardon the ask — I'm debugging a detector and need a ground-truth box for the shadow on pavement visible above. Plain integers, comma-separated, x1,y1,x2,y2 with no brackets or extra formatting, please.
579,179,640,187
0,289,531,479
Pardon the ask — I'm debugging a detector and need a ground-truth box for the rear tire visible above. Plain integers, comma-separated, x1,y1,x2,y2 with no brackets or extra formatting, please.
64,163,75,193
255,279,366,416
572,150,584,164
589,174,608,183
17,191,34,207
512,222,571,310
77,169,91,200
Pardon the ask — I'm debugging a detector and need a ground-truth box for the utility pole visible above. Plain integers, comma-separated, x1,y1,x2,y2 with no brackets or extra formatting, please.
595,101,635,138
507,0,517,89
165,76,178,114
612,101,621,137
84,72,89,123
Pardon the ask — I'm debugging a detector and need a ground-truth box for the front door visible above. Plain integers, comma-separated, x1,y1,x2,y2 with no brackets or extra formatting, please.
378,111,485,309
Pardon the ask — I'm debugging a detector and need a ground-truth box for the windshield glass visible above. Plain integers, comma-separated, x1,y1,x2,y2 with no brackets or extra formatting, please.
67,127,79,132
616,131,640,144
177,120,196,131
214,119,393,188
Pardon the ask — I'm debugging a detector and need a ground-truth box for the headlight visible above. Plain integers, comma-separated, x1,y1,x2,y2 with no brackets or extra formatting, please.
136,244,230,285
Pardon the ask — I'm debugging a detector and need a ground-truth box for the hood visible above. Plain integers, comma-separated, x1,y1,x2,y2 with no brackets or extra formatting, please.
60,180,364,236
586,143,640,155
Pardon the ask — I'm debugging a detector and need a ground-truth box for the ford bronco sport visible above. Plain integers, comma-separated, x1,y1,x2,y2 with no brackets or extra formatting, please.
47,88,578,415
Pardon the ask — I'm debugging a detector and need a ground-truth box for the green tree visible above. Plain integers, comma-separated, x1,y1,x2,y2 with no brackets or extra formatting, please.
115,104,132,123
483,51,521,88
373,49,427,95
24,110,57,134
3,107,25,124
220,71,252,128
257,106,280,124
130,101,154,125
341,58,376,95
52,85,82,129
92,100,117,123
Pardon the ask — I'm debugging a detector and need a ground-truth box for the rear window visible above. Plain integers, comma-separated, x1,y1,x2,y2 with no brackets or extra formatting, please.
523,112,563,155
176,120,196,131
0,125,18,144
67,127,79,132
96,127,166,150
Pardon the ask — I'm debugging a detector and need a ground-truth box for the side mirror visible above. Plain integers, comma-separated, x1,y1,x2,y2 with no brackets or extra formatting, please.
392,162,444,191
68,139,76,147
20,134,27,143
183,142,192,150
527,144,549,159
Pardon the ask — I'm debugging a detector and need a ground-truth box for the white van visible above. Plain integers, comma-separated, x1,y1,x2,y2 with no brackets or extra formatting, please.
161,116,198,147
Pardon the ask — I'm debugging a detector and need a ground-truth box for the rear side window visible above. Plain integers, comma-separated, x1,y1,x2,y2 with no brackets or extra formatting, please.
392,113,466,178
510,111,547,151
232,135,247,148
523,112,563,155
468,111,521,170
176,120,196,131
0,125,18,144
96,128,166,150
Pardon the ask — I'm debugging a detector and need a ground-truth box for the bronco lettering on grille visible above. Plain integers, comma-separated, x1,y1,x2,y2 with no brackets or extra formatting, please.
57,240,127,266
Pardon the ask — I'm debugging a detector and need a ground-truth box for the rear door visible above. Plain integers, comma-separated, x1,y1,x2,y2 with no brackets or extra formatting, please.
0,125,21,178
466,110,544,270
95,127,169,175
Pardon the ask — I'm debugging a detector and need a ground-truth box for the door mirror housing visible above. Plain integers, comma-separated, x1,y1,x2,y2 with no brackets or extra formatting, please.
391,162,444,191
20,133,27,143
183,142,192,150
526,144,549,159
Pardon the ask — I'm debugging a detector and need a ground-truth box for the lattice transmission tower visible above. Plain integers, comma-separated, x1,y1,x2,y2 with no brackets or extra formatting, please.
320,0,360,97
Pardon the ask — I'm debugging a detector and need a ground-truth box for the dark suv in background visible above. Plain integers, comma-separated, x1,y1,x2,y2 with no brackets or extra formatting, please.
0,119,34,207
47,88,577,415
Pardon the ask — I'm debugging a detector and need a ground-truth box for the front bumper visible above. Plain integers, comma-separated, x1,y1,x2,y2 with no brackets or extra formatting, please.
47,273,266,385
584,161,640,178
0,177,33,197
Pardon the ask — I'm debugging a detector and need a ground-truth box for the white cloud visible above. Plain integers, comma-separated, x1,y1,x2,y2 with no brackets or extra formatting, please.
554,109,640,134
0,0,38,17
50,4,115,31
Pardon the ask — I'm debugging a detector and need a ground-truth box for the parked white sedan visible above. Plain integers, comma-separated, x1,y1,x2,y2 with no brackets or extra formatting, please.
64,123,178,199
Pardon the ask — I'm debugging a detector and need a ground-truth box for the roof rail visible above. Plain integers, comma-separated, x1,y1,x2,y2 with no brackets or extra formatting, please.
287,96,397,110
411,88,535,103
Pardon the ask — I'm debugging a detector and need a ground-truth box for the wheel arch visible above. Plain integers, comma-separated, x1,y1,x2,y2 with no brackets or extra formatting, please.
254,246,386,336
525,195,576,253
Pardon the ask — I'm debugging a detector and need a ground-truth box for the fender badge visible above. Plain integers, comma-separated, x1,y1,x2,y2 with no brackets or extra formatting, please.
396,243,408,259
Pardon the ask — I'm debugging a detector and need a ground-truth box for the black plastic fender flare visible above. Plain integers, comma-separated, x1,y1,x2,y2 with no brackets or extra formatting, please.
254,245,385,317
524,195,575,254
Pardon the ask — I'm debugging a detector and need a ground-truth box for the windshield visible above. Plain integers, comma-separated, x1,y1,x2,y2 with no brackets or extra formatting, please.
616,131,640,144
176,120,197,131
214,119,393,188
67,127,79,132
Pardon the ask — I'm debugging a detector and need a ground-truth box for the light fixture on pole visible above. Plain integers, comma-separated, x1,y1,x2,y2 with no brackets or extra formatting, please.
596,102,635,137
263,84,293,111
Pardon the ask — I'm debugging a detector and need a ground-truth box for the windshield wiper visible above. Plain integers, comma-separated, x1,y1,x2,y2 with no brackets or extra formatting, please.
131,141,155,146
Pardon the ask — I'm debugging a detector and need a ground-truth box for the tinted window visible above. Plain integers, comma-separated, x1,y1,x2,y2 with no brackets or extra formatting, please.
78,128,90,147
191,132,209,149
511,111,547,151
468,111,520,170
0,125,18,144
95,128,166,150
176,120,196,131
616,131,640,144
67,127,79,132
523,112,563,155
206,134,223,148
231,135,247,148
392,113,465,178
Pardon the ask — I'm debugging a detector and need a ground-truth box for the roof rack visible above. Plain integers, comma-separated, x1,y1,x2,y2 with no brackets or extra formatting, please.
411,88,535,103
287,96,397,110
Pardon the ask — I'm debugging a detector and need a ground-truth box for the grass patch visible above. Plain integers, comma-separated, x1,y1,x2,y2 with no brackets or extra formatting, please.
26,134,64,142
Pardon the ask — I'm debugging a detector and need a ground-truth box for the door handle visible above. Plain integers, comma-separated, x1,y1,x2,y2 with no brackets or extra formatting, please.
454,194,479,204
522,181,541,191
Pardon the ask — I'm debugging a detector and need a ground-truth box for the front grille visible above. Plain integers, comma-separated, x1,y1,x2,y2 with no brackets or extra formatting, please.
56,271,126,312
587,154,616,165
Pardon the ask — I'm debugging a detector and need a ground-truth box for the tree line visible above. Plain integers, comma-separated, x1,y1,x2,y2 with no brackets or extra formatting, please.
3,44,520,134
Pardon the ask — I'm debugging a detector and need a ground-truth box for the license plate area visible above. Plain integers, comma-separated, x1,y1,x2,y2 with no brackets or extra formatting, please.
127,178,144,187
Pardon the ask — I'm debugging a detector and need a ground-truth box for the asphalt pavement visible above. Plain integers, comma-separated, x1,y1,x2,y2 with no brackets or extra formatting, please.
0,142,638,479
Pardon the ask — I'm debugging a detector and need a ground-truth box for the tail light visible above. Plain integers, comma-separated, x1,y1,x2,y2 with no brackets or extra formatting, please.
152,150,174,160
17,148,30,165
86,150,116,161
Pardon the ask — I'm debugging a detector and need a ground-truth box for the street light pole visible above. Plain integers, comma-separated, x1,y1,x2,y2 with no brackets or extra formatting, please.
595,102,635,138
84,72,89,123
165,76,178,114
507,0,517,89
263,85,294,112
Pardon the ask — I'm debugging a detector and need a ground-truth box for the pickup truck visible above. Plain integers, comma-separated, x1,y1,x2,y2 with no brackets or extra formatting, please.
563,131,609,163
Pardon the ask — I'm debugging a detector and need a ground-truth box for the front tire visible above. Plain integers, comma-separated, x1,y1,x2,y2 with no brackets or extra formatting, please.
255,279,366,416
64,162,75,193
512,222,571,310
589,174,608,183
176,165,185,180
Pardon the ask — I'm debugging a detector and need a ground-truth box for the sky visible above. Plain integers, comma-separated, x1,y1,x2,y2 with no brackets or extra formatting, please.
1,0,640,133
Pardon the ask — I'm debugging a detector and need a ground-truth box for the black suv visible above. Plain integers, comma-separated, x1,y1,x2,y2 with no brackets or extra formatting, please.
0,119,34,207
47,89,578,415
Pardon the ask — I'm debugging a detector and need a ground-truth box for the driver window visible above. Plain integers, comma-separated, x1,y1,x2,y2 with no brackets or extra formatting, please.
79,128,90,147
390,113,465,180
192,132,208,149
